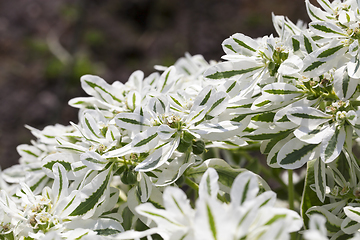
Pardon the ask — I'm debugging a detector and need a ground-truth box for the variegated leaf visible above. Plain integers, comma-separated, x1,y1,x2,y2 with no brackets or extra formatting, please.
341,216,360,235
286,106,331,130
222,33,258,56
80,151,108,171
309,22,347,38
162,186,193,218
305,0,332,22
199,168,219,199
314,158,326,202
187,158,269,193
320,125,345,163
294,124,330,144
347,55,360,79
115,112,150,132
278,55,304,75
69,167,112,218
306,206,343,234
131,126,160,153
334,66,358,100
193,121,243,141
277,137,320,169
81,74,121,103
135,137,180,172
52,163,69,205
157,124,176,140
42,152,73,177
344,206,360,225
230,171,259,206
137,172,153,202
204,59,263,80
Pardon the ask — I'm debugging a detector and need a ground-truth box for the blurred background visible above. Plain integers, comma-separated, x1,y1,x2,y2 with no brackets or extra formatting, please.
0,0,311,169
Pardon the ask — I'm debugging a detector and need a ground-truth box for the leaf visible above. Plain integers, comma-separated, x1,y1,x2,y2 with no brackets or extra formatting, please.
52,163,69,205
137,172,153,202
222,33,258,56
81,112,101,138
277,137,320,169
309,22,347,38
314,158,326,202
69,168,112,217
115,112,150,132
278,55,304,75
135,137,180,172
81,75,121,103
162,186,193,217
204,59,263,80
341,216,360,235
305,0,331,22
186,158,269,193
306,206,343,234
286,106,331,130
131,127,159,153
301,160,326,229
293,124,331,144
42,152,73,176
230,171,259,206
347,55,360,79
320,125,345,163
81,151,107,171
243,127,292,141
193,121,244,141
199,168,219,199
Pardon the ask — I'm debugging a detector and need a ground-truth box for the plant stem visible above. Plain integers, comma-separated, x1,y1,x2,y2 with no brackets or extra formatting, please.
288,169,295,211
288,169,296,240
185,177,199,192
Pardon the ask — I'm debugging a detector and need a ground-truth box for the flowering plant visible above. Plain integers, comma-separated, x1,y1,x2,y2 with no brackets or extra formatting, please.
4,0,360,239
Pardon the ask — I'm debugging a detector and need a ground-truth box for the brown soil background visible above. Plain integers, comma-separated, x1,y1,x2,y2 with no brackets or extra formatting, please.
0,0,312,169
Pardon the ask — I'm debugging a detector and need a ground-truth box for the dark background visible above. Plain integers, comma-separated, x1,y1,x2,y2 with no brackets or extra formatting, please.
0,0,311,169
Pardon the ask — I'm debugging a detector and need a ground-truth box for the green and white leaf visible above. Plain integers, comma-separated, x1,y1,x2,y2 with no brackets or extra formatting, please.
204,59,263,80
131,126,160,153
135,136,180,172
278,55,304,75
294,124,331,144
80,151,108,171
306,206,343,235
230,171,259,206
334,66,358,100
286,106,331,130
320,125,345,163
115,112,150,132
266,133,294,168
309,21,347,38
193,121,244,141
314,158,326,203
51,163,69,206
222,33,258,57
187,158,269,193
344,206,360,225
199,168,219,199
67,167,112,218
347,55,360,79
341,216,360,235
305,0,332,22
277,137,320,169
81,74,121,104
137,172,153,202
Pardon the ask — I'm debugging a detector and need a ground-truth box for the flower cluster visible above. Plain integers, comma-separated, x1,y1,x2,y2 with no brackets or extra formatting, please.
3,0,360,239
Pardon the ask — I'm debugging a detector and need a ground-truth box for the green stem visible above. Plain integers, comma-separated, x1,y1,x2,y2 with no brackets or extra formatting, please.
288,169,296,240
288,169,295,211
185,177,199,192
